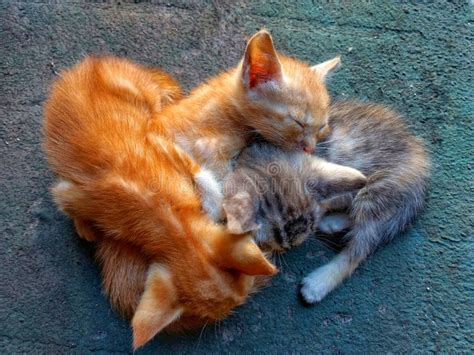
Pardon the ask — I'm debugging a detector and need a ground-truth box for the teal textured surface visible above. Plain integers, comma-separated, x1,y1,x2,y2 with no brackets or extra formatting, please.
0,1,472,353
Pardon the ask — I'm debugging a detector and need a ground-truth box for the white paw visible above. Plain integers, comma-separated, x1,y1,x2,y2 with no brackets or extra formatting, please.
194,169,224,222
300,266,334,304
300,252,358,304
318,213,351,234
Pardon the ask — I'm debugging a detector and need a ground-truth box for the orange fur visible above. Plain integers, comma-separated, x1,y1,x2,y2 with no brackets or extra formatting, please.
96,239,148,319
43,56,275,349
148,30,340,177
43,30,340,348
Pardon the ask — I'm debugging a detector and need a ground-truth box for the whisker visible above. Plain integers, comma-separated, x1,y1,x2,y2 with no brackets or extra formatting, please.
316,139,341,147
214,320,222,339
276,251,284,272
195,321,209,349
279,252,293,273
307,235,342,252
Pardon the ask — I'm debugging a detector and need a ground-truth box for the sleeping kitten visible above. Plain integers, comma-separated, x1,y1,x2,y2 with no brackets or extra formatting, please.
60,29,341,234
225,101,429,304
43,58,276,350
153,30,340,179
299,101,430,303
222,142,367,251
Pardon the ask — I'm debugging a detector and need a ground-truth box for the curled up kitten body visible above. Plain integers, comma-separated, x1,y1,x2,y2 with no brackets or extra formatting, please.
299,101,430,303
43,29,342,348
43,57,276,349
223,101,430,304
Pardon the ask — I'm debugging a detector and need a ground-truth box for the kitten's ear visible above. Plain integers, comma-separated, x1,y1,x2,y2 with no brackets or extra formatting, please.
210,232,277,276
307,157,367,199
311,56,341,81
223,191,259,234
242,30,283,90
132,264,183,350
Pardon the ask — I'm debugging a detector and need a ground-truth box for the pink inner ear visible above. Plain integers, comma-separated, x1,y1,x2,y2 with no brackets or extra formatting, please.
248,54,281,89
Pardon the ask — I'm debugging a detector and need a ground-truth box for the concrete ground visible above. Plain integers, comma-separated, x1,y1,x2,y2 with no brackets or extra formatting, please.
1,1,472,354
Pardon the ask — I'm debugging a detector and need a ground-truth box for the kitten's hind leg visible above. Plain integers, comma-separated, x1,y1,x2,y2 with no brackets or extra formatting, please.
300,221,379,303
300,250,363,304
318,213,351,234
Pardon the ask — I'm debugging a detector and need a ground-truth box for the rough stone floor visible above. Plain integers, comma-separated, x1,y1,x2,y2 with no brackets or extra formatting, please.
1,1,472,354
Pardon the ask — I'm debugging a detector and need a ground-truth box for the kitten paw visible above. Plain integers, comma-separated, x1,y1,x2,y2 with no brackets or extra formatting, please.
299,280,328,304
318,213,351,234
300,252,360,304
299,266,335,304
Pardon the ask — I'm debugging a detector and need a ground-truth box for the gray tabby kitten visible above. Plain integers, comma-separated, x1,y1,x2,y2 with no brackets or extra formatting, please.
222,142,367,253
224,100,430,304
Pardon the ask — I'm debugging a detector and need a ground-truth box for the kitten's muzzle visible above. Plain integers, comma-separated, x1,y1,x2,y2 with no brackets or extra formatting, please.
303,145,314,153
301,139,316,153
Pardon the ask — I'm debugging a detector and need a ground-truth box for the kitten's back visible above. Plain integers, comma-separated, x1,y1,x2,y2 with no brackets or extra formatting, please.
321,100,430,255
325,101,428,176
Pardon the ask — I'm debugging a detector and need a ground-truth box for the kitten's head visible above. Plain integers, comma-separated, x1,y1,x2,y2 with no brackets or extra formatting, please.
254,194,322,252
131,226,276,349
223,152,366,252
237,30,340,153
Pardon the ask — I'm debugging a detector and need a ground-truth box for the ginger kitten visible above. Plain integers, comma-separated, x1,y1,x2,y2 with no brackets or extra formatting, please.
57,29,341,221
148,29,340,219
43,58,276,350
148,29,340,180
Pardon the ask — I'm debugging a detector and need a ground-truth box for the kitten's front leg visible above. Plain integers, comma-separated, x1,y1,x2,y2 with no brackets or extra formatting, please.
320,193,353,212
318,193,354,235
194,168,224,222
192,136,241,222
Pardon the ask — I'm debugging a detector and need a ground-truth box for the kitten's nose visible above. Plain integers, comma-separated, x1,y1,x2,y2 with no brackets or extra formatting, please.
301,138,316,153
303,144,314,153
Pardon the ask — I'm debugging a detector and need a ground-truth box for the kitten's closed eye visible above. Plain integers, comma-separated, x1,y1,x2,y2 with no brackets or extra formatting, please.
292,118,305,129
317,123,331,140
